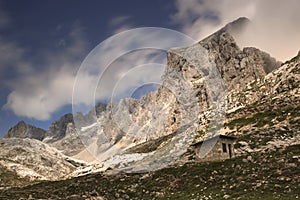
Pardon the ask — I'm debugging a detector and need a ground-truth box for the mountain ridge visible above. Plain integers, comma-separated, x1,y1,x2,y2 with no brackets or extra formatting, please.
1,17,299,184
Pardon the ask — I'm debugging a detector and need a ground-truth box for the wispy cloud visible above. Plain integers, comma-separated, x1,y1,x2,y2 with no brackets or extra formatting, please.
0,39,26,74
0,3,11,29
109,15,134,34
4,25,182,121
172,0,300,61
0,3,24,77
109,15,131,27
95,50,166,102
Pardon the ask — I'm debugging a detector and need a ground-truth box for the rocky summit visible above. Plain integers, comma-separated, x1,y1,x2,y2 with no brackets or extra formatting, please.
4,121,46,141
1,18,299,199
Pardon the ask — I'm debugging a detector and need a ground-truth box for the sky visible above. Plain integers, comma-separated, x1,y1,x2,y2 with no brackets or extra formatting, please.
1,0,300,137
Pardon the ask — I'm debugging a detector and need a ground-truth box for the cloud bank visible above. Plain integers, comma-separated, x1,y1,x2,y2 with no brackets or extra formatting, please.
172,0,300,61
4,23,88,120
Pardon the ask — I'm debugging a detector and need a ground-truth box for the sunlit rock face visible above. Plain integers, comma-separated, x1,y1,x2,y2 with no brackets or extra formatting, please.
41,17,281,161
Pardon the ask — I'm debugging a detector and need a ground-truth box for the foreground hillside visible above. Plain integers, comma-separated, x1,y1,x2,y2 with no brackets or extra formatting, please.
1,101,299,199
1,143,299,199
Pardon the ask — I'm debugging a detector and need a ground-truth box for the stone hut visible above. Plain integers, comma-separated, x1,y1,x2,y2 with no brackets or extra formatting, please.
191,135,235,162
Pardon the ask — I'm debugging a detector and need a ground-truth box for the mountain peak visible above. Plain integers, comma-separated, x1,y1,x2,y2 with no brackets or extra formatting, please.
16,120,26,127
171,17,279,93
199,17,250,44
4,121,46,141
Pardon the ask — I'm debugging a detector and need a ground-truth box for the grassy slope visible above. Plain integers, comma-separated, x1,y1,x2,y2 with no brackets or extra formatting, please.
1,104,299,199
0,144,299,199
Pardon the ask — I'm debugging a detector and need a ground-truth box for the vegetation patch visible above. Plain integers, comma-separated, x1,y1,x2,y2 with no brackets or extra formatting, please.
0,165,32,187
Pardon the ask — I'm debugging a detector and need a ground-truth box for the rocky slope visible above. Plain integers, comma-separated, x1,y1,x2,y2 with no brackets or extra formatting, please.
223,52,300,157
227,50,300,116
0,138,85,181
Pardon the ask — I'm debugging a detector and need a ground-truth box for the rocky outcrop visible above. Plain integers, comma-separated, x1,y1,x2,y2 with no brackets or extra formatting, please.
41,103,109,156
199,18,281,93
4,121,46,141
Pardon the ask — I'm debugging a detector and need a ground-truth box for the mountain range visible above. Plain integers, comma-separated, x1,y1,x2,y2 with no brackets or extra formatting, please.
1,17,299,199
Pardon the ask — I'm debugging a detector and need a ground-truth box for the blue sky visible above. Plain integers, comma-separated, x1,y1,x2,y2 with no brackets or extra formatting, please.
1,0,300,137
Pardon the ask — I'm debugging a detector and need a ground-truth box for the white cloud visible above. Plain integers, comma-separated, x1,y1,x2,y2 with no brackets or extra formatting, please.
4,26,188,121
5,67,75,120
110,63,165,101
4,23,88,120
172,0,300,61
